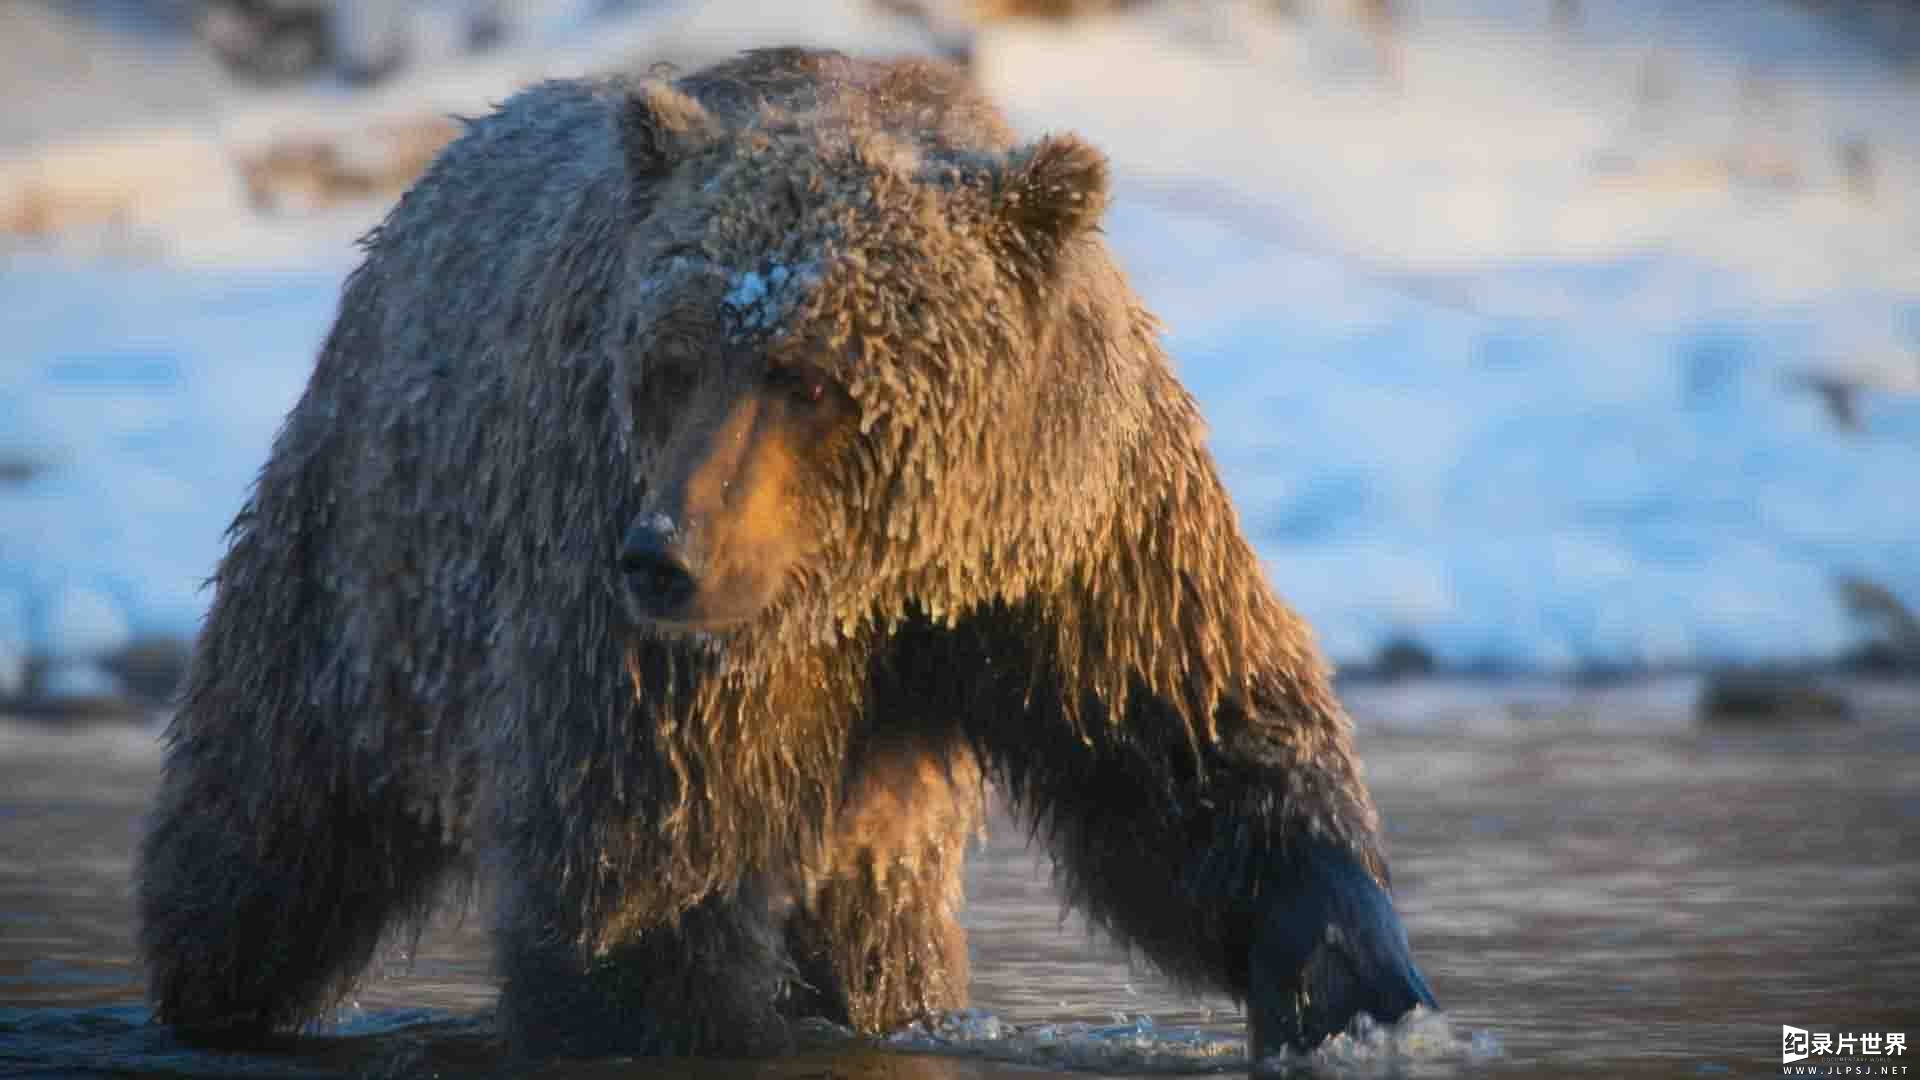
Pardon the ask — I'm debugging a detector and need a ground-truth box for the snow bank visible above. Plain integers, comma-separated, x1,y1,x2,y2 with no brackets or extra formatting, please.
1,257,339,694
974,0,1920,669
2,0,1916,693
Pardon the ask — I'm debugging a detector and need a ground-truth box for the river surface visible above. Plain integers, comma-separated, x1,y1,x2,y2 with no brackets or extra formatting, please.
3,679,1916,1078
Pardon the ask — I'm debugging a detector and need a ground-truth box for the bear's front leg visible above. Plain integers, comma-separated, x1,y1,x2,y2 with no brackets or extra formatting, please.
972,682,1436,1064
494,855,794,1060
783,736,981,1033
138,741,461,1043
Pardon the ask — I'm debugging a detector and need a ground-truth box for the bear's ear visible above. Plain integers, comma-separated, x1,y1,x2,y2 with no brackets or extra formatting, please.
993,134,1110,264
620,81,714,177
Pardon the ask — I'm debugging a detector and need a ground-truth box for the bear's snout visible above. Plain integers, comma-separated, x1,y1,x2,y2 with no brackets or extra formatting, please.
621,512,698,620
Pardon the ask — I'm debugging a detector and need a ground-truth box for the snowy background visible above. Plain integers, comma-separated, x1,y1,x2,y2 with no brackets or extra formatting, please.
3,0,1917,707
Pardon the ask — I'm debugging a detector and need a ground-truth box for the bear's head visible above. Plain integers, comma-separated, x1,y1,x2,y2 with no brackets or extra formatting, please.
609,80,1139,639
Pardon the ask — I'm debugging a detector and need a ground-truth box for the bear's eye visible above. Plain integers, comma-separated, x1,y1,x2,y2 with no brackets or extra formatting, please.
764,362,828,407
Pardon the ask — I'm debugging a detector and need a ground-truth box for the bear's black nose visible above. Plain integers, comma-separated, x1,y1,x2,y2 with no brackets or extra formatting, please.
621,515,696,612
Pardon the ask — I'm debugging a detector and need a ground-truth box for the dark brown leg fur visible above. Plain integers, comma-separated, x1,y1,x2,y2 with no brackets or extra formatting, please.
496,875,794,1060
784,737,982,1033
137,752,459,1042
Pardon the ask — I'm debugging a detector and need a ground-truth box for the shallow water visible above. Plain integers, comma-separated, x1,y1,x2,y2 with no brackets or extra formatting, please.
3,682,1916,1078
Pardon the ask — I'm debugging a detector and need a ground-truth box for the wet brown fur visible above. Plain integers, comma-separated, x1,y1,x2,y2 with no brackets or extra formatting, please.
136,47,1407,1061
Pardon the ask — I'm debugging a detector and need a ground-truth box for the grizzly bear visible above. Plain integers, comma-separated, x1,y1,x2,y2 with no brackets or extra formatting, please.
136,47,1436,1062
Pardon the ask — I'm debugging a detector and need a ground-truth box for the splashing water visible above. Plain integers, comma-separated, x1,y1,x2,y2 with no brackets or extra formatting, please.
881,1006,1498,1075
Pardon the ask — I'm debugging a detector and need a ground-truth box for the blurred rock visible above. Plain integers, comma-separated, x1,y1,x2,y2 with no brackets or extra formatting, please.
1790,369,1864,431
970,0,1145,21
333,0,409,86
1839,639,1914,677
1838,135,1877,201
1837,576,1920,674
7,658,147,724
2,104,458,242
1335,634,1440,685
0,591,25,699
1373,634,1437,681
1783,355,1920,435
1795,0,1920,70
1570,661,1649,689
239,114,461,213
101,636,193,707
197,0,524,88
0,454,47,487
1696,670,1853,726
197,0,331,86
